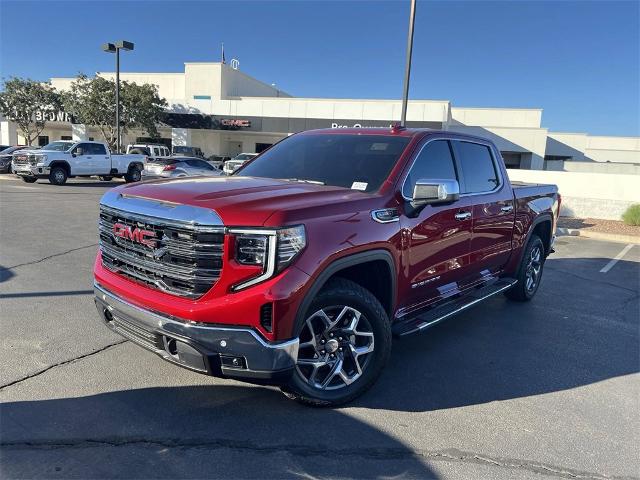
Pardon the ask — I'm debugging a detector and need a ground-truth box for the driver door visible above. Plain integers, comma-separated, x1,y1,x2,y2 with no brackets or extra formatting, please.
70,143,93,175
399,138,475,314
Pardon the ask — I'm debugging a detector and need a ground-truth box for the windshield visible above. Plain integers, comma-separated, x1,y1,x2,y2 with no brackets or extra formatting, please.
0,146,23,154
173,146,192,154
233,153,255,160
41,141,74,152
238,134,411,193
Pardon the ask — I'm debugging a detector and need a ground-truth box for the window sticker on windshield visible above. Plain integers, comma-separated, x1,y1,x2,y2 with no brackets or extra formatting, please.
351,181,368,191
370,143,389,151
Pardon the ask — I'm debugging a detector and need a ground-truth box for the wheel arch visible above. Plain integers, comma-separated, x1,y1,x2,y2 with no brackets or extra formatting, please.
295,250,397,330
128,161,144,172
528,214,554,255
49,160,71,175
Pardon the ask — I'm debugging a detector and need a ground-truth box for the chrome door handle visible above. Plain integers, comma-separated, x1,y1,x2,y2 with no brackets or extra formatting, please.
500,205,514,213
454,211,472,221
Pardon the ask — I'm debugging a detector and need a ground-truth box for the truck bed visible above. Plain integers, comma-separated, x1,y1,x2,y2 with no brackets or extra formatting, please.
511,180,558,200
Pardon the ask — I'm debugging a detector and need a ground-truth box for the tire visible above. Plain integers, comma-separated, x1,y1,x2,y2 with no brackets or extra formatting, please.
125,166,141,183
505,234,545,302
99,175,113,181
21,176,37,183
281,278,392,407
48,167,67,185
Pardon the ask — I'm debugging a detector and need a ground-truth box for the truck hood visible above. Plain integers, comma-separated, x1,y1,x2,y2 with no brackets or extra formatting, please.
113,176,376,226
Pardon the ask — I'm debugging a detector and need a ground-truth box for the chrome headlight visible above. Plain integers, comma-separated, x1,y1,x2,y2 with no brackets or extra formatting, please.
231,225,306,291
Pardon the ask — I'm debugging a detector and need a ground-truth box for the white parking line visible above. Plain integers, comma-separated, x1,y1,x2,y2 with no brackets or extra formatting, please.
600,244,634,273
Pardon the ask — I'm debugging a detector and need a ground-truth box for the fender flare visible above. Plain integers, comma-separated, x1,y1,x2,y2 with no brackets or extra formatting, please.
526,213,554,253
49,160,71,174
128,161,144,172
294,249,397,329
511,214,554,278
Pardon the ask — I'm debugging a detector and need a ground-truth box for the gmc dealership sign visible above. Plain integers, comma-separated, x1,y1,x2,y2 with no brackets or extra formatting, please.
221,119,251,128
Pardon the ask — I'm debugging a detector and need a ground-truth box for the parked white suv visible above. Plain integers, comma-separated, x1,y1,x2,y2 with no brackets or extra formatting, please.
222,153,258,175
12,140,147,185
126,144,170,159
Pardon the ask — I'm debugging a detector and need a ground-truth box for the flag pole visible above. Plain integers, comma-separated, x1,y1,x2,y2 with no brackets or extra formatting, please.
400,0,417,127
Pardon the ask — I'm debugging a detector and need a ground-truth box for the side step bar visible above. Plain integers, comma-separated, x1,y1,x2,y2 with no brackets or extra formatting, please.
392,278,517,337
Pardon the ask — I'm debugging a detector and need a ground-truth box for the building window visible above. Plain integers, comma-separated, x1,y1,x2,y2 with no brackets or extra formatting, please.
501,152,522,169
193,95,211,100
61,136,72,140
255,143,273,153
38,136,49,147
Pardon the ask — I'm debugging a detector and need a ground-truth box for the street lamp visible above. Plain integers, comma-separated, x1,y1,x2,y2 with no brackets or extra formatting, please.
102,40,134,153
400,0,416,127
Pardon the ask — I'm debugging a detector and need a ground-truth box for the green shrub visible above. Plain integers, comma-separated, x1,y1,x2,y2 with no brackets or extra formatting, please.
622,204,640,226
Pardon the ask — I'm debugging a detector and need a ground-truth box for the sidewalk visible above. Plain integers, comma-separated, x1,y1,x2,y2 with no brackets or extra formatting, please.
558,217,640,244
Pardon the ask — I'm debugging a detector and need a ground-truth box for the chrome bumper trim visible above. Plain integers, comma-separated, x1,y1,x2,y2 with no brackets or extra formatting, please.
93,282,298,379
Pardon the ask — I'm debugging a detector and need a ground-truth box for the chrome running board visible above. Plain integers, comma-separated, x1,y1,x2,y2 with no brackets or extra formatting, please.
393,278,517,337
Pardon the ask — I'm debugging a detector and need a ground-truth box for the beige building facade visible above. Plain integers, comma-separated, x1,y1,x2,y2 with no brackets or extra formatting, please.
1,62,638,170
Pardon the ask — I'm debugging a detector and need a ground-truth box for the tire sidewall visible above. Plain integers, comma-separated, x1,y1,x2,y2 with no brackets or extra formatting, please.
49,167,67,185
287,282,391,405
519,236,545,300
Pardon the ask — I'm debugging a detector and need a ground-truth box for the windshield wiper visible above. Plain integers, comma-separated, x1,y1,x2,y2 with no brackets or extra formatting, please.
279,178,325,185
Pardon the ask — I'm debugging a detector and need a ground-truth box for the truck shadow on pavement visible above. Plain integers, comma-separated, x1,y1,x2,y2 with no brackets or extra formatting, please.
1,385,440,479
1,256,638,478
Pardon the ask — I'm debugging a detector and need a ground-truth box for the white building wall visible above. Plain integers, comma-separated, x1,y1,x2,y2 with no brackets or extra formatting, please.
508,169,640,220
450,107,543,128
220,64,290,98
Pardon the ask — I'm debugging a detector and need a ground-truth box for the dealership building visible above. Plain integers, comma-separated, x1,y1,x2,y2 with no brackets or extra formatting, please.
1,62,638,170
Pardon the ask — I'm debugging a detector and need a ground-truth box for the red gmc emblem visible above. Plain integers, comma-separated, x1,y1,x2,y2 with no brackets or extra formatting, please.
113,222,157,248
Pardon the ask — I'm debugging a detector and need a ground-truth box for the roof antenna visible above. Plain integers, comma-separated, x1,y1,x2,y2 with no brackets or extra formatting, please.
400,0,417,128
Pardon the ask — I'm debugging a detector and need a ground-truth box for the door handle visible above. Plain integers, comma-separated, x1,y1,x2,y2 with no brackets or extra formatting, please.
454,211,472,221
500,205,514,213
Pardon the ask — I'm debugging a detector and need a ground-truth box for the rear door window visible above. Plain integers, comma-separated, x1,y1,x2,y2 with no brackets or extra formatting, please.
453,141,499,194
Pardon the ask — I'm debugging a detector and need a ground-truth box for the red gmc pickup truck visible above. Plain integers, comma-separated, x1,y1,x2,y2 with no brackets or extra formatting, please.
94,128,560,406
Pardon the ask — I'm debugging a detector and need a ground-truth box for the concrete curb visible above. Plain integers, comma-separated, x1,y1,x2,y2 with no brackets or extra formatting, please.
557,227,640,245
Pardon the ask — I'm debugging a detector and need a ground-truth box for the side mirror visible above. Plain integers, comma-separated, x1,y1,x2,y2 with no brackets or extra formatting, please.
412,179,460,205
74,148,84,157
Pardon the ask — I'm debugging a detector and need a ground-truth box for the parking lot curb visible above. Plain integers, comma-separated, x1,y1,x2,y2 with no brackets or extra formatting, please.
557,227,640,245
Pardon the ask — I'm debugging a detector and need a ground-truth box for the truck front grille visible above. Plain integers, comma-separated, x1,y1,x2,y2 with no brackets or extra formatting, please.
13,154,36,165
98,205,224,298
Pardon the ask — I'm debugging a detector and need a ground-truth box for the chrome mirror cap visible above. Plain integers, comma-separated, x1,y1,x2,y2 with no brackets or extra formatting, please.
412,179,460,205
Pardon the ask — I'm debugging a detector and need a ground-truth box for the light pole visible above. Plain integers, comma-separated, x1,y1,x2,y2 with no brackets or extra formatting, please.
102,40,134,153
400,0,416,127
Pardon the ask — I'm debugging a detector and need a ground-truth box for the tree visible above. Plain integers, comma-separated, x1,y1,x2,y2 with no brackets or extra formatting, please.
61,75,167,151
0,77,62,146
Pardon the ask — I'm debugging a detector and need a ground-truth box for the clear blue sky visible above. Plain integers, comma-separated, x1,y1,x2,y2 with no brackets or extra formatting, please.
1,0,638,136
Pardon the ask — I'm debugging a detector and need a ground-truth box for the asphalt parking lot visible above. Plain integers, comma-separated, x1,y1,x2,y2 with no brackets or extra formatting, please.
0,174,638,480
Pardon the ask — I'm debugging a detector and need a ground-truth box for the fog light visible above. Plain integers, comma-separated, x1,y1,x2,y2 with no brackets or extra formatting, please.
220,355,247,369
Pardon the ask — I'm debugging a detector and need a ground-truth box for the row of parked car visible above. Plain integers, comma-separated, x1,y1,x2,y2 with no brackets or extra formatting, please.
0,141,259,185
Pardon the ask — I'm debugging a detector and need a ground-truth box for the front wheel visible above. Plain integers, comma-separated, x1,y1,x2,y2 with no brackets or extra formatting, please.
505,234,545,301
49,167,68,185
281,278,391,407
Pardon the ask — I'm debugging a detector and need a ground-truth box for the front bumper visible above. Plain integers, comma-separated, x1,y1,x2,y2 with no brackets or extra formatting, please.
12,163,49,177
94,282,298,383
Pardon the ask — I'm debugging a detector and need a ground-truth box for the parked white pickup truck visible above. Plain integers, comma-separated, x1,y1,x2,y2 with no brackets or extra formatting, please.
12,140,146,185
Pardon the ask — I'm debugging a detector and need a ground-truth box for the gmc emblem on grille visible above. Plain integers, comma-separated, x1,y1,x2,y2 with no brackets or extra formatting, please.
113,222,157,248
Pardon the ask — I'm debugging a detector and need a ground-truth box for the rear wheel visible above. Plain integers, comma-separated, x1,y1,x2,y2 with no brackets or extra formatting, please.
49,166,67,185
281,278,391,407
21,176,37,183
505,234,545,301
125,166,141,183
